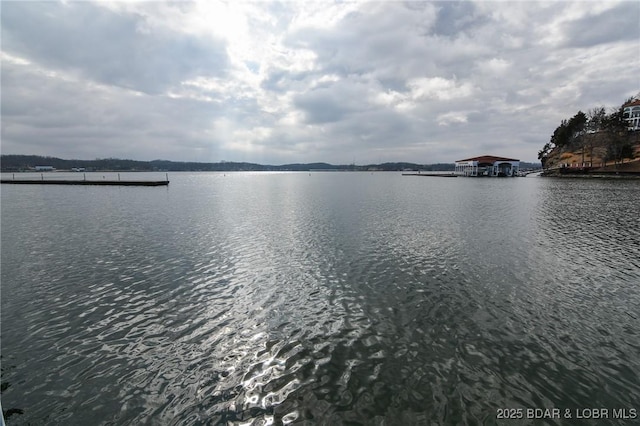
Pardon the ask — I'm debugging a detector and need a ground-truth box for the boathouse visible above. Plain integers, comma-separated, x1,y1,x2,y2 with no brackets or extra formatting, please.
454,155,520,177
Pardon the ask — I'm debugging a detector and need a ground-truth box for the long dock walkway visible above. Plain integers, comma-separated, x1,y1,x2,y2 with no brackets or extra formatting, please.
401,173,457,177
1,179,169,186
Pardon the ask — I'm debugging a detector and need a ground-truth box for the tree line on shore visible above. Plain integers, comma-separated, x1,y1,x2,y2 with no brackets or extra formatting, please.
1,155,470,173
538,96,638,168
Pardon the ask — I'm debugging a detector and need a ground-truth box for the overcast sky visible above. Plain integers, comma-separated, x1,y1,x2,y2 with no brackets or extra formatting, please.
2,1,639,164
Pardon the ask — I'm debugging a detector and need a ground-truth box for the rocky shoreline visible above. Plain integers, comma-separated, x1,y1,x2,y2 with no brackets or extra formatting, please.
542,171,640,179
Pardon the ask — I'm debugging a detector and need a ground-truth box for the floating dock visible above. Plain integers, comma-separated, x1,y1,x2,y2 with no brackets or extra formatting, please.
401,173,457,177
1,179,169,186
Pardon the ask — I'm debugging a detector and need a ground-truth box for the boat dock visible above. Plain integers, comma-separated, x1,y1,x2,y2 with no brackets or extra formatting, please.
1,173,169,186
401,173,457,177
1,179,169,186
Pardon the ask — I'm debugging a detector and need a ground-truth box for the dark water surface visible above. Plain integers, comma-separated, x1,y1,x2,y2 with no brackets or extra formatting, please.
2,172,639,425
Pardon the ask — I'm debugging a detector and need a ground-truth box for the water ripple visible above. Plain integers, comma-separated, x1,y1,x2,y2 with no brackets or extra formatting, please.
2,174,639,424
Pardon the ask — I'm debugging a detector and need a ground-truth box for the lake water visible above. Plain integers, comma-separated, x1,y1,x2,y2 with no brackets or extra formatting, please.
1,172,639,425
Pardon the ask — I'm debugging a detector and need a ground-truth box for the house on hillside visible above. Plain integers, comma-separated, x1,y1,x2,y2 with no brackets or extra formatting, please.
623,98,640,131
454,155,520,177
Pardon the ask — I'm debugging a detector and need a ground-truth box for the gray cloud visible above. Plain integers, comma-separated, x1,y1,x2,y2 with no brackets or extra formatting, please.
293,77,378,124
1,60,227,161
284,4,441,83
432,1,488,37
562,3,640,48
1,2,229,94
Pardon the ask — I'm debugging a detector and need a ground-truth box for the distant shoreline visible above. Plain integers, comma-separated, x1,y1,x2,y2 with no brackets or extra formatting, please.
0,155,541,174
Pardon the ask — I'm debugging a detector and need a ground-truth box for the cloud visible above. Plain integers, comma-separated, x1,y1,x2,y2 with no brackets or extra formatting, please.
561,3,640,48
1,57,228,161
1,1,639,164
1,2,229,94
407,77,475,101
437,112,469,127
432,1,490,37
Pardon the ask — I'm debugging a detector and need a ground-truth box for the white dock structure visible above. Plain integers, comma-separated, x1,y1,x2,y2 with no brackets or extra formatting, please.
455,155,520,177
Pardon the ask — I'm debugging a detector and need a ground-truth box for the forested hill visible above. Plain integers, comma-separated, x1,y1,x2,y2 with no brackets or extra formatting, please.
538,96,640,171
1,155,469,172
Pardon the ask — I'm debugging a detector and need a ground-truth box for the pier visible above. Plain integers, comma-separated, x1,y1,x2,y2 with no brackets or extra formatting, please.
401,172,457,177
1,173,169,186
1,179,169,186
